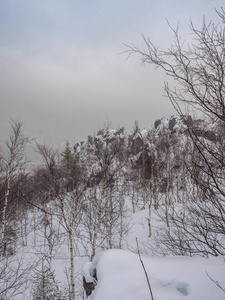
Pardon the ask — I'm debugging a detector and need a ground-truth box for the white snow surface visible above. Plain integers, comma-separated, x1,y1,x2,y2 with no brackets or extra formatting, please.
85,249,225,300
9,196,225,300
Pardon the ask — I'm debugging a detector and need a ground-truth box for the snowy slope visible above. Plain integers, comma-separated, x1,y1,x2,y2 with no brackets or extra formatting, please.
84,249,225,300
1,119,225,299
9,195,225,300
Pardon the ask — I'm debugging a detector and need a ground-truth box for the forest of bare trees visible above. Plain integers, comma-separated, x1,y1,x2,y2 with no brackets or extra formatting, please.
0,7,224,300
126,7,225,258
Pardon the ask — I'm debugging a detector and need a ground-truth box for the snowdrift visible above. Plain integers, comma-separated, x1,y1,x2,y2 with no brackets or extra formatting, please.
83,249,225,300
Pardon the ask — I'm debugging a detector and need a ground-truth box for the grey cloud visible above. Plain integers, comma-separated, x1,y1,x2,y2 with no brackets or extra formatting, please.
0,0,222,150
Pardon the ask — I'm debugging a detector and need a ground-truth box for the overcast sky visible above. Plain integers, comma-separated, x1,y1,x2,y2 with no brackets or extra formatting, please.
0,0,223,149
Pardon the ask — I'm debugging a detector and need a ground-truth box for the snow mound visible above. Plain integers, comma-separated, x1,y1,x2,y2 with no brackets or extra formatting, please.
84,249,225,300
82,262,97,283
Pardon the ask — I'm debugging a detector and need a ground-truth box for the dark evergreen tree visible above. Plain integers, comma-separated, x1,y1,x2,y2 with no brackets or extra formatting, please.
32,259,66,300
61,141,73,171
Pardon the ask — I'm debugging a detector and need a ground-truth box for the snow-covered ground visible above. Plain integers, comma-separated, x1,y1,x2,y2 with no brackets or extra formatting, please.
1,192,225,299
81,200,225,300
84,249,225,300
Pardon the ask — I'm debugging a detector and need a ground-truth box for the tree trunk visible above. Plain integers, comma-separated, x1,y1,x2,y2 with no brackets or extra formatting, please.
58,193,75,299
0,165,12,254
91,170,106,261
165,151,170,227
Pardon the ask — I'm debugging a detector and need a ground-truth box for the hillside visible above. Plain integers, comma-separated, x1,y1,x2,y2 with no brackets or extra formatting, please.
0,115,224,299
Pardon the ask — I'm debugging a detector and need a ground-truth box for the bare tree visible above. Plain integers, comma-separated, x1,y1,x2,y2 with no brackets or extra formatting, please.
35,144,84,300
0,120,29,255
125,9,225,122
0,252,32,299
125,8,225,256
89,127,125,261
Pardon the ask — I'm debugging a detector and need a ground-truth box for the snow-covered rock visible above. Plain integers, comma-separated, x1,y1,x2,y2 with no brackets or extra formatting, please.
85,249,225,300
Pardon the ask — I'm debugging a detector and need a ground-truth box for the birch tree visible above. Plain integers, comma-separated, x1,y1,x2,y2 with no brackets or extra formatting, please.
0,121,29,255
89,128,125,261
36,144,84,300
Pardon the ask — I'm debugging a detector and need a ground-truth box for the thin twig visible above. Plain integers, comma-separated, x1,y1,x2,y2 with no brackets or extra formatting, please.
206,271,225,293
136,238,154,300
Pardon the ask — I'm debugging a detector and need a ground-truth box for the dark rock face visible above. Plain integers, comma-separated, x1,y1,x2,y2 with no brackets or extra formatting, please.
154,115,216,142
205,131,216,141
169,117,176,131
185,115,193,127
83,268,97,297
154,119,161,129
192,129,216,142
83,277,96,297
